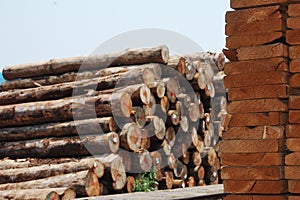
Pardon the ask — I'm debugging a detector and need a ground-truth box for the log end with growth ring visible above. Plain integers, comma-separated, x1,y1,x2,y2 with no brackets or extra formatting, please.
108,132,120,154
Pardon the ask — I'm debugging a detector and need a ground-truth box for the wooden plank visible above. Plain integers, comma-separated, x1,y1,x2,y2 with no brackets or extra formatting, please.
237,43,288,61
223,126,284,140
228,84,288,101
222,166,284,180
290,74,300,88
287,138,300,151
286,152,300,165
219,139,283,153
289,4,300,17
286,124,300,138
224,71,288,88
290,46,300,59
289,180,300,194
289,110,300,123
289,96,300,109
224,180,287,194
226,32,283,49
226,18,284,36
286,166,300,179
76,185,225,200
225,195,288,200
227,99,287,113
291,59,300,73
287,30,300,45
230,0,288,9
229,112,286,127
225,5,282,24
223,48,237,62
224,58,288,75
287,17,300,29
220,153,284,166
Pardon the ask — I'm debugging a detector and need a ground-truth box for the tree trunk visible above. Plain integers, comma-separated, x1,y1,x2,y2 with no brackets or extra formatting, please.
0,132,119,159
0,92,132,128
0,188,68,200
0,157,106,184
0,117,116,141
0,170,101,197
3,45,169,80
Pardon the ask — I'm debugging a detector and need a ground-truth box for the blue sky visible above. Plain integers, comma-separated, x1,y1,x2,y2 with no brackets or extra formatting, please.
0,1,230,72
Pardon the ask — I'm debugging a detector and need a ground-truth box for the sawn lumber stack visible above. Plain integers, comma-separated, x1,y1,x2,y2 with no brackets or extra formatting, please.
0,45,226,199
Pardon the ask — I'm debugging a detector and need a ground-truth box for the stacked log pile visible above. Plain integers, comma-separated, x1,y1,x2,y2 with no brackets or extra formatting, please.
221,1,290,200
286,2,300,199
0,45,226,199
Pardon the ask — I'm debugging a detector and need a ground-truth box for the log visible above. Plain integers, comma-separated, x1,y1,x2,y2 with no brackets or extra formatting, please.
187,176,196,187
100,155,127,191
61,188,77,200
167,56,186,75
0,132,119,159
125,176,136,193
130,149,153,173
173,161,188,180
0,63,162,105
0,188,68,200
0,92,132,128
230,0,288,9
3,45,169,80
0,157,79,170
0,117,116,141
0,170,101,197
119,123,142,152
0,157,105,184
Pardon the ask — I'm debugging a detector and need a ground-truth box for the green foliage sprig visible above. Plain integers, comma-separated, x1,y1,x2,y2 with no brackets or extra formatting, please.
133,169,159,192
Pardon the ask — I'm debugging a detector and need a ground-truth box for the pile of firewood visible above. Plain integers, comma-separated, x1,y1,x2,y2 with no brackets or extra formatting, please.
0,45,226,199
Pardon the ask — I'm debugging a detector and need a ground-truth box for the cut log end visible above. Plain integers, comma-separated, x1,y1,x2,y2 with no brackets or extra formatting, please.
111,158,126,191
160,96,170,113
139,150,153,172
151,151,162,170
126,176,136,193
193,151,202,166
93,160,105,179
85,171,101,197
119,92,133,118
61,188,77,200
187,176,196,187
108,132,120,153
45,191,60,200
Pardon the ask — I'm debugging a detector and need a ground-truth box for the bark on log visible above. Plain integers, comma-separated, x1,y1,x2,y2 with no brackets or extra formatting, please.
0,170,101,197
0,63,162,105
61,188,77,200
0,117,116,141
3,45,169,80
0,188,68,200
119,123,142,152
0,92,132,128
0,132,119,159
0,157,105,184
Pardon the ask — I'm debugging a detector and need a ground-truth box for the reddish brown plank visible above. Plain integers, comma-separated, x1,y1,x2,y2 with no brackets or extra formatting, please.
285,166,300,179
226,18,284,36
286,125,300,138
227,99,287,113
226,32,284,49
237,43,288,61
231,0,288,9
290,46,300,59
286,152,300,165
224,71,288,88
222,166,284,180
289,4,300,17
289,96,300,109
290,59,300,73
287,30,300,45
223,126,284,140
224,58,288,75
220,153,284,166
289,180,300,194
224,180,287,194
229,112,286,127
228,84,288,101
287,138,300,151
290,74,300,89
287,17,300,29
289,110,300,123
219,139,283,153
